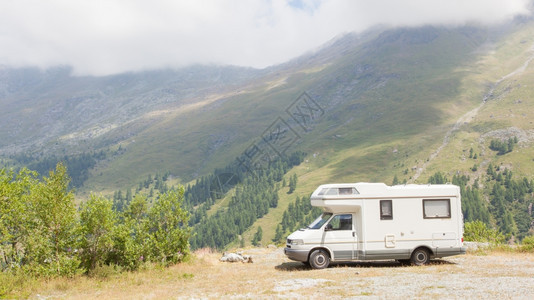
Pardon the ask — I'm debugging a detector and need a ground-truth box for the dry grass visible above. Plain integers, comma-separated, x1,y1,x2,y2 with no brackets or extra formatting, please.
9,248,534,299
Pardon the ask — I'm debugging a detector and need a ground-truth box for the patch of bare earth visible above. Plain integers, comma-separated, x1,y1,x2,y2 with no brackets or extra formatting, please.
31,248,534,299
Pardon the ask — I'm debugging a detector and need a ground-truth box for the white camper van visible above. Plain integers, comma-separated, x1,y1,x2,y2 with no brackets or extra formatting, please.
284,183,466,269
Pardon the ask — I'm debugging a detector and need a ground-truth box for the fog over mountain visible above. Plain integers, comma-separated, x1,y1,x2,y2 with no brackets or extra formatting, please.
0,0,531,75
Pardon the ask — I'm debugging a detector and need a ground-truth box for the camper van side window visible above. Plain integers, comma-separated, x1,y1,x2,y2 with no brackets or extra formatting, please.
423,199,451,219
380,200,393,220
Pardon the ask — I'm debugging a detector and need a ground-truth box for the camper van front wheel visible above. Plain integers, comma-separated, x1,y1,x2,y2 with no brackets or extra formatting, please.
410,248,430,266
309,249,330,269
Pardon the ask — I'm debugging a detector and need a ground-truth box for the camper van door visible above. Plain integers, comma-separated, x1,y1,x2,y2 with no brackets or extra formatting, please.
322,213,356,260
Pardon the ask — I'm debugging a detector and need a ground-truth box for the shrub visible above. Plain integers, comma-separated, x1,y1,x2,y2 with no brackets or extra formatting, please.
88,263,123,278
147,188,191,265
464,221,505,244
79,194,117,271
520,235,534,252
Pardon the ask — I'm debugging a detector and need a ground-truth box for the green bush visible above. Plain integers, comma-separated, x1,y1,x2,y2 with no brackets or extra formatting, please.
147,188,191,265
464,221,505,244
0,271,34,298
79,194,117,271
110,194,150,271
1,163,191,278
520,235,534,252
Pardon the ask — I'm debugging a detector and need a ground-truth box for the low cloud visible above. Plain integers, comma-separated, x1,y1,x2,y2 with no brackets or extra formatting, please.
0,0,530,76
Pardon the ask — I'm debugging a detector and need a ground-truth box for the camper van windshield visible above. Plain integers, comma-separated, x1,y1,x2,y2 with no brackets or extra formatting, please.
307,213,332,229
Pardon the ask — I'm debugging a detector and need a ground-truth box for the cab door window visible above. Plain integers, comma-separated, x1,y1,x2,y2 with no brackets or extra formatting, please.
326,214,352,230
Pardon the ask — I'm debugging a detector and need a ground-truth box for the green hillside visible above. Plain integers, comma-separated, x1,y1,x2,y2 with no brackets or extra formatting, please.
191,22,534,247
84,25,508,192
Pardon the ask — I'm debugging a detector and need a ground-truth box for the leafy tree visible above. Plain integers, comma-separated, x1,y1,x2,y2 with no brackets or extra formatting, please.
111,194,150,270
79,194,116,270
147,188,191,265
28,163,79,275
0,168,38,270
1,163,193,276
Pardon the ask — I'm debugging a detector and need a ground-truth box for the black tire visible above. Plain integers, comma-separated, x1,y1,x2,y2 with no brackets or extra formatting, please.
309,249,330,269
410,248,430,266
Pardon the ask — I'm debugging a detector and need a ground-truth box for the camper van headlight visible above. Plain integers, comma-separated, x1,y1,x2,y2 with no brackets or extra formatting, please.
290,239,304,246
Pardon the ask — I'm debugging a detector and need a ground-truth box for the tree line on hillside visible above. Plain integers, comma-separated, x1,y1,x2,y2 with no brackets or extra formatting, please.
188,152,306,250
0,163,190,277
109,150,306,250
272,195,322,243
112,172,172,213
8,151,106,188
428,165,533,241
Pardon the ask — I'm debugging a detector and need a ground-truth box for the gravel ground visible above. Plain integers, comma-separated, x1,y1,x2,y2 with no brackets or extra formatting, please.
260,248,534,299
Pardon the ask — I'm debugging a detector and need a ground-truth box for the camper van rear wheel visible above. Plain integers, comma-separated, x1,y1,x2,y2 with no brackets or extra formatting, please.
411,248,430,266
309,249,330,269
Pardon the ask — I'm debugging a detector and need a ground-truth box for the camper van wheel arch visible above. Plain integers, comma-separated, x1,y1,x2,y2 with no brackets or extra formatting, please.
308,249,330,269
410,247,430,266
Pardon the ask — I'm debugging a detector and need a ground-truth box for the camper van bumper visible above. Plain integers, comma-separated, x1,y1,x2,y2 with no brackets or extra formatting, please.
284,248,309,262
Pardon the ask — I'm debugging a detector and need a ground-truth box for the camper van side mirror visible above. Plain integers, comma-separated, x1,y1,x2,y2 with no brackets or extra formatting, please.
325,224,333,231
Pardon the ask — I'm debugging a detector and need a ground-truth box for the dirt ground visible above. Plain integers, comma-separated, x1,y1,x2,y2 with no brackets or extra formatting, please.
32,247,534,299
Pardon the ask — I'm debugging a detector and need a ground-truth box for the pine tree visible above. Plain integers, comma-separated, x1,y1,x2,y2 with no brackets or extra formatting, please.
126,188,132,204
288,174,297,194
252,226,263,246
392,175,399,185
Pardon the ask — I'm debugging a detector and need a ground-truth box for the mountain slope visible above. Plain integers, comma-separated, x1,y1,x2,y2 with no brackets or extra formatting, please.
86,25,503,191
247,20,534,245
1,20,534,212
0,65,262,154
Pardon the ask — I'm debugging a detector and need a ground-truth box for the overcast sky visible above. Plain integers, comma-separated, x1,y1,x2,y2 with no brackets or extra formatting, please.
0,0,531,76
